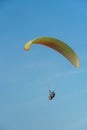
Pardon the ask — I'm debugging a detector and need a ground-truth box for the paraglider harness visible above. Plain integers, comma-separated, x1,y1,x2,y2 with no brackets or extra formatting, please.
48,90,55,100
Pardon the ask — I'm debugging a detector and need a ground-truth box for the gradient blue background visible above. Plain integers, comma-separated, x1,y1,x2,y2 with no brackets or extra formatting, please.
0,0,87,130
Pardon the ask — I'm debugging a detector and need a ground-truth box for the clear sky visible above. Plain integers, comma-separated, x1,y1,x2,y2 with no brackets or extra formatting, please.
0,0,87,130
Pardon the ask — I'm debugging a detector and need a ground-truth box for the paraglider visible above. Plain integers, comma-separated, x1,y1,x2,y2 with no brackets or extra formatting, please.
24,36,80,100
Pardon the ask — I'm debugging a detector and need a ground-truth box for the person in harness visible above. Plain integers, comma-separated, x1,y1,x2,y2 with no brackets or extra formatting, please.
48,90,55,100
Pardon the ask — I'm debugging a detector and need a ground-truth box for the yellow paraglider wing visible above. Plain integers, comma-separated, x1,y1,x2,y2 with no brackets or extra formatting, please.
24,36,80,67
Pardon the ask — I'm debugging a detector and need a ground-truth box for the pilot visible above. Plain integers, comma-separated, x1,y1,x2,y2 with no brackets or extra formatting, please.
48,90,55,100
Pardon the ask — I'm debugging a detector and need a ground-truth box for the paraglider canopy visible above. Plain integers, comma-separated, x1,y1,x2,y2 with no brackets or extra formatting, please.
24,36,80,67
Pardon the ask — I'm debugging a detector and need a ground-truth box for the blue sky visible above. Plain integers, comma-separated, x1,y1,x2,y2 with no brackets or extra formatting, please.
0,0,87,130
